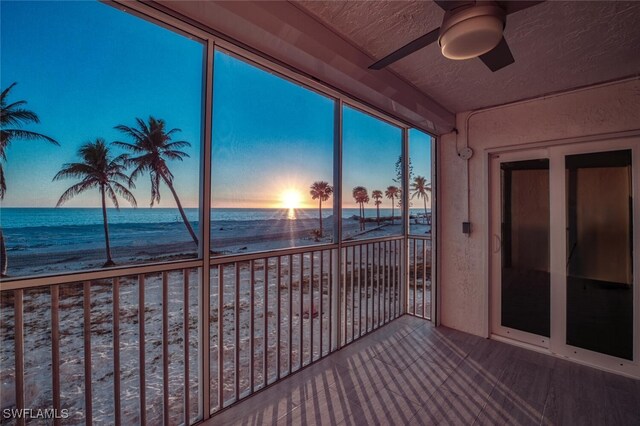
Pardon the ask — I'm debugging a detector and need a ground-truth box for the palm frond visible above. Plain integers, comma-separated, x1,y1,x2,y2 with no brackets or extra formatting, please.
162,151,189,161
127,163,149,186
1,108,40,126
104,185,120,210
111,140,145,153
159,165,174,184
0,83,18,103
1,129,58,145
53,163,99,181
136,117,150,135
164,127,182,137
56,179,97,206
149,171,161,206
111,182,137,207
164,140,191,149
111,171,135,187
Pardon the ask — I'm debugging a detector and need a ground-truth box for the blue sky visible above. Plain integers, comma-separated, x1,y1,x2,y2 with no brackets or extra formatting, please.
1,0,431,210
1,1,203,208
212,50,334,208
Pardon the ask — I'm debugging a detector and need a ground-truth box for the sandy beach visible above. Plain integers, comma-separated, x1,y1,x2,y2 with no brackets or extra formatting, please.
2,214,429,277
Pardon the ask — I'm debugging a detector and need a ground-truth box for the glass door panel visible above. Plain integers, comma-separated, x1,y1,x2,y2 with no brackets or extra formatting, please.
565,150,634,360
500,159,551,337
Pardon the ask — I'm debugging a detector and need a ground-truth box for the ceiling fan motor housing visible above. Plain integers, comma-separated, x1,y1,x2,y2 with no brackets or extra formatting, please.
438,4,506,60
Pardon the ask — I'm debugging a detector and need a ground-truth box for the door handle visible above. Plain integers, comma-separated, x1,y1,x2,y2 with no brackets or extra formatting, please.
493,234,502,253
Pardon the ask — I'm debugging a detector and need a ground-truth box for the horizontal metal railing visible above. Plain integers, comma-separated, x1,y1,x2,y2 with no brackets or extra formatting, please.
407,235,432,320
0,259,203,291
0,236,407,425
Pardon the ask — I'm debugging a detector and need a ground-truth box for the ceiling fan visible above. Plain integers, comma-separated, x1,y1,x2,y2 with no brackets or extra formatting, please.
369,1,545,72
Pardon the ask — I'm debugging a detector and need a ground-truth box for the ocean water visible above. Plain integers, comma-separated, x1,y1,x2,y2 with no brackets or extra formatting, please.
0,207,427,229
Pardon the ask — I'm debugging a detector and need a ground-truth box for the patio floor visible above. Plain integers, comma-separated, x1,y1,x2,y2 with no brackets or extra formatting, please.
206,315,640,425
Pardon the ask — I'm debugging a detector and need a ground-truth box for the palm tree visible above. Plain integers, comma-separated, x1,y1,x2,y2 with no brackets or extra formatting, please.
1,82,59,198
385,186,400,225
411,175,431,224
372,190,383,225
114,116,197,245
309,181,333,236
0,230,6,278
352,186,369,231
54,139,136,267
1,82,58,276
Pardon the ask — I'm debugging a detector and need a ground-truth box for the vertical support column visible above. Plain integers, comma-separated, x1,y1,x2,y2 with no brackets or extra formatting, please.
162,272,170,425
138,275,147,424
183,270,191,426
14,289,24,426
288,255,293,373
401,127,410,315
199,37,215,420
51,286,61,426
432,136,439,325
276,256,282,377
113,278,121,426
332,100,343,351
217,265,224,409
333,248,341,351
319,250,324,357
234,263,240,402
263,259,268,386
249,261,255,393
310,252,315,360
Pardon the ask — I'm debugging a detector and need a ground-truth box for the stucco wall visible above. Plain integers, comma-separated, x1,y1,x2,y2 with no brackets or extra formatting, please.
438,77,640,337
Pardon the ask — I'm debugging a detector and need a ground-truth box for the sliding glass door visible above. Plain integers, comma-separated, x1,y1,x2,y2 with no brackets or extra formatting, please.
491,150,551,347
491,139,639,377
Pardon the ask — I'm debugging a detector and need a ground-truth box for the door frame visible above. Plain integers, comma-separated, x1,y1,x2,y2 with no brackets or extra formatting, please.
486,133,640,378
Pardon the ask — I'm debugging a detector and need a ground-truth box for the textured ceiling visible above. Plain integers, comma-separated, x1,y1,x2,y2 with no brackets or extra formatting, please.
294,0,640,112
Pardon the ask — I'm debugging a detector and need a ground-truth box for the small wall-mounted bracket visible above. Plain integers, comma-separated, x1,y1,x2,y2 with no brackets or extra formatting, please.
462,221,471,234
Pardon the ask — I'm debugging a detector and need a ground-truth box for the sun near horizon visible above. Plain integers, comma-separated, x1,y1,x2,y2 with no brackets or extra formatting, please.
281,189,302,209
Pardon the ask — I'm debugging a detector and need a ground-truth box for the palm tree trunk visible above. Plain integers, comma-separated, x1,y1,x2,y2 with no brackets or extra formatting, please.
376,204,380,226
423,197,428,224
318,199,323,236
391,200,395,225
361,202,366,231
0,228,7,277
162,174,199,245
101,186,115,267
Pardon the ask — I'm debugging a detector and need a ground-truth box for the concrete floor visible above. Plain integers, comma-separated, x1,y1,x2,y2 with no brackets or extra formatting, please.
206,315,640,425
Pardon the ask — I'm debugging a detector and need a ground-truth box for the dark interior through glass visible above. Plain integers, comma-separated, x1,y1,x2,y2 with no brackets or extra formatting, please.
566,150,634,360
501,159,551,337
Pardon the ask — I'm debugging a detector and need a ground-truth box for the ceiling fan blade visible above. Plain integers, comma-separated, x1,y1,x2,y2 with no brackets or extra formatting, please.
434,1,475,12
479,37,514,72
369,28,440,70
497,1,545,15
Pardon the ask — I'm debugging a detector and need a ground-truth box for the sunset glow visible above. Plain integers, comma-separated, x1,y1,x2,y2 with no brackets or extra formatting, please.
281,189,302,209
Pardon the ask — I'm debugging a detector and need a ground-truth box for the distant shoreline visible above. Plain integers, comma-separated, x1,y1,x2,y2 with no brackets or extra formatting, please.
2,220,430,278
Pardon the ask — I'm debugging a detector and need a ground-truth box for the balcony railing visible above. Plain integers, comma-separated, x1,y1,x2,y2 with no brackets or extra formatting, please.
0,236,410,425
407,236,432,320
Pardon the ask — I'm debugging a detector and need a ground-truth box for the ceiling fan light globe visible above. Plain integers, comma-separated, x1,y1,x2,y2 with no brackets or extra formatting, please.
440,15,503,60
